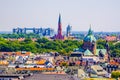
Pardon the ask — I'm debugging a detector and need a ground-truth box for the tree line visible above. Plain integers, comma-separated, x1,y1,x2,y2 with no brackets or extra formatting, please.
0,33,41,39
0,34,120,56
0,37,83,55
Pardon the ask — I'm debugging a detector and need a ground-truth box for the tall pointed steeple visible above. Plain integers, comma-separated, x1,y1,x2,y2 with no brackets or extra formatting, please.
54,14,64,40
58,14,61,24
58,14,62,36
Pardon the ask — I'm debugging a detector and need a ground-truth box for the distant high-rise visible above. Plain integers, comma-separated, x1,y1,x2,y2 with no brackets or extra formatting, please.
54,14,64,40
66,24,72,37
13,27,54,37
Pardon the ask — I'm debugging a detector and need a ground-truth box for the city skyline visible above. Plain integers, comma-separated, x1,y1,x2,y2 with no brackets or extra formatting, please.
0,0,120,32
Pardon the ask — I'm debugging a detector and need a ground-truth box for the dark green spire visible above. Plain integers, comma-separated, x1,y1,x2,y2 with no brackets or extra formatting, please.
58,13,61,24
83,25,96,42
88,25,93,35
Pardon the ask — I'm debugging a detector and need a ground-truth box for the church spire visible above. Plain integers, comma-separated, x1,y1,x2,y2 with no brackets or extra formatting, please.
88,24,93,35
54,14,64,40
58,14,61,24
58,13,62,35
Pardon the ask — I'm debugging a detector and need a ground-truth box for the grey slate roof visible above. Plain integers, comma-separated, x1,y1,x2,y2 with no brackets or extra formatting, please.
24,74,75,80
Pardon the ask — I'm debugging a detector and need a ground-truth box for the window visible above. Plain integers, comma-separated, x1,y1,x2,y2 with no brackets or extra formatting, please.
97,70,103,72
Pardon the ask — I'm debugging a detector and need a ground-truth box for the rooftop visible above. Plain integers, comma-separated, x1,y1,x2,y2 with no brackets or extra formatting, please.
24,74,75,80
84,27,96,42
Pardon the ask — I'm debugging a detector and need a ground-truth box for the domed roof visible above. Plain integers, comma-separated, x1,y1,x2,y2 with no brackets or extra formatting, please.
84,27,96,42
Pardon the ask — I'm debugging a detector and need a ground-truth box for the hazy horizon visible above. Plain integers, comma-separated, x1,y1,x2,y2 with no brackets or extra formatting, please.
0,0,120,32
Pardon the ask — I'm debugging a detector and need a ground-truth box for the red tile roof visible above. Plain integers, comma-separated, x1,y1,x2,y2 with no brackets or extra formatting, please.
105,36,117,41
0,52,31,56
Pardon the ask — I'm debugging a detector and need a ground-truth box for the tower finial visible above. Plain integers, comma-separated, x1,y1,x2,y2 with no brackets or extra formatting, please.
90,24,91,30
58,13,61,24
88,24,92,35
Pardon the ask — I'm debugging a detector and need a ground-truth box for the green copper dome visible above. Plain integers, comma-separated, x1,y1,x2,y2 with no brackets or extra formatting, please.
84,27,96,42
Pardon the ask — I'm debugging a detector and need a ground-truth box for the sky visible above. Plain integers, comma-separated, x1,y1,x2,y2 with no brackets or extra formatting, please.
0,0,120,32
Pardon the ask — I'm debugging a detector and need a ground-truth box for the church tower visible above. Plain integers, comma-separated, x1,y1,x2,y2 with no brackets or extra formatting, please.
82,27,97,55
105,40,110,62
54,14,64,40
92,40,97,55
58,14,62,36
